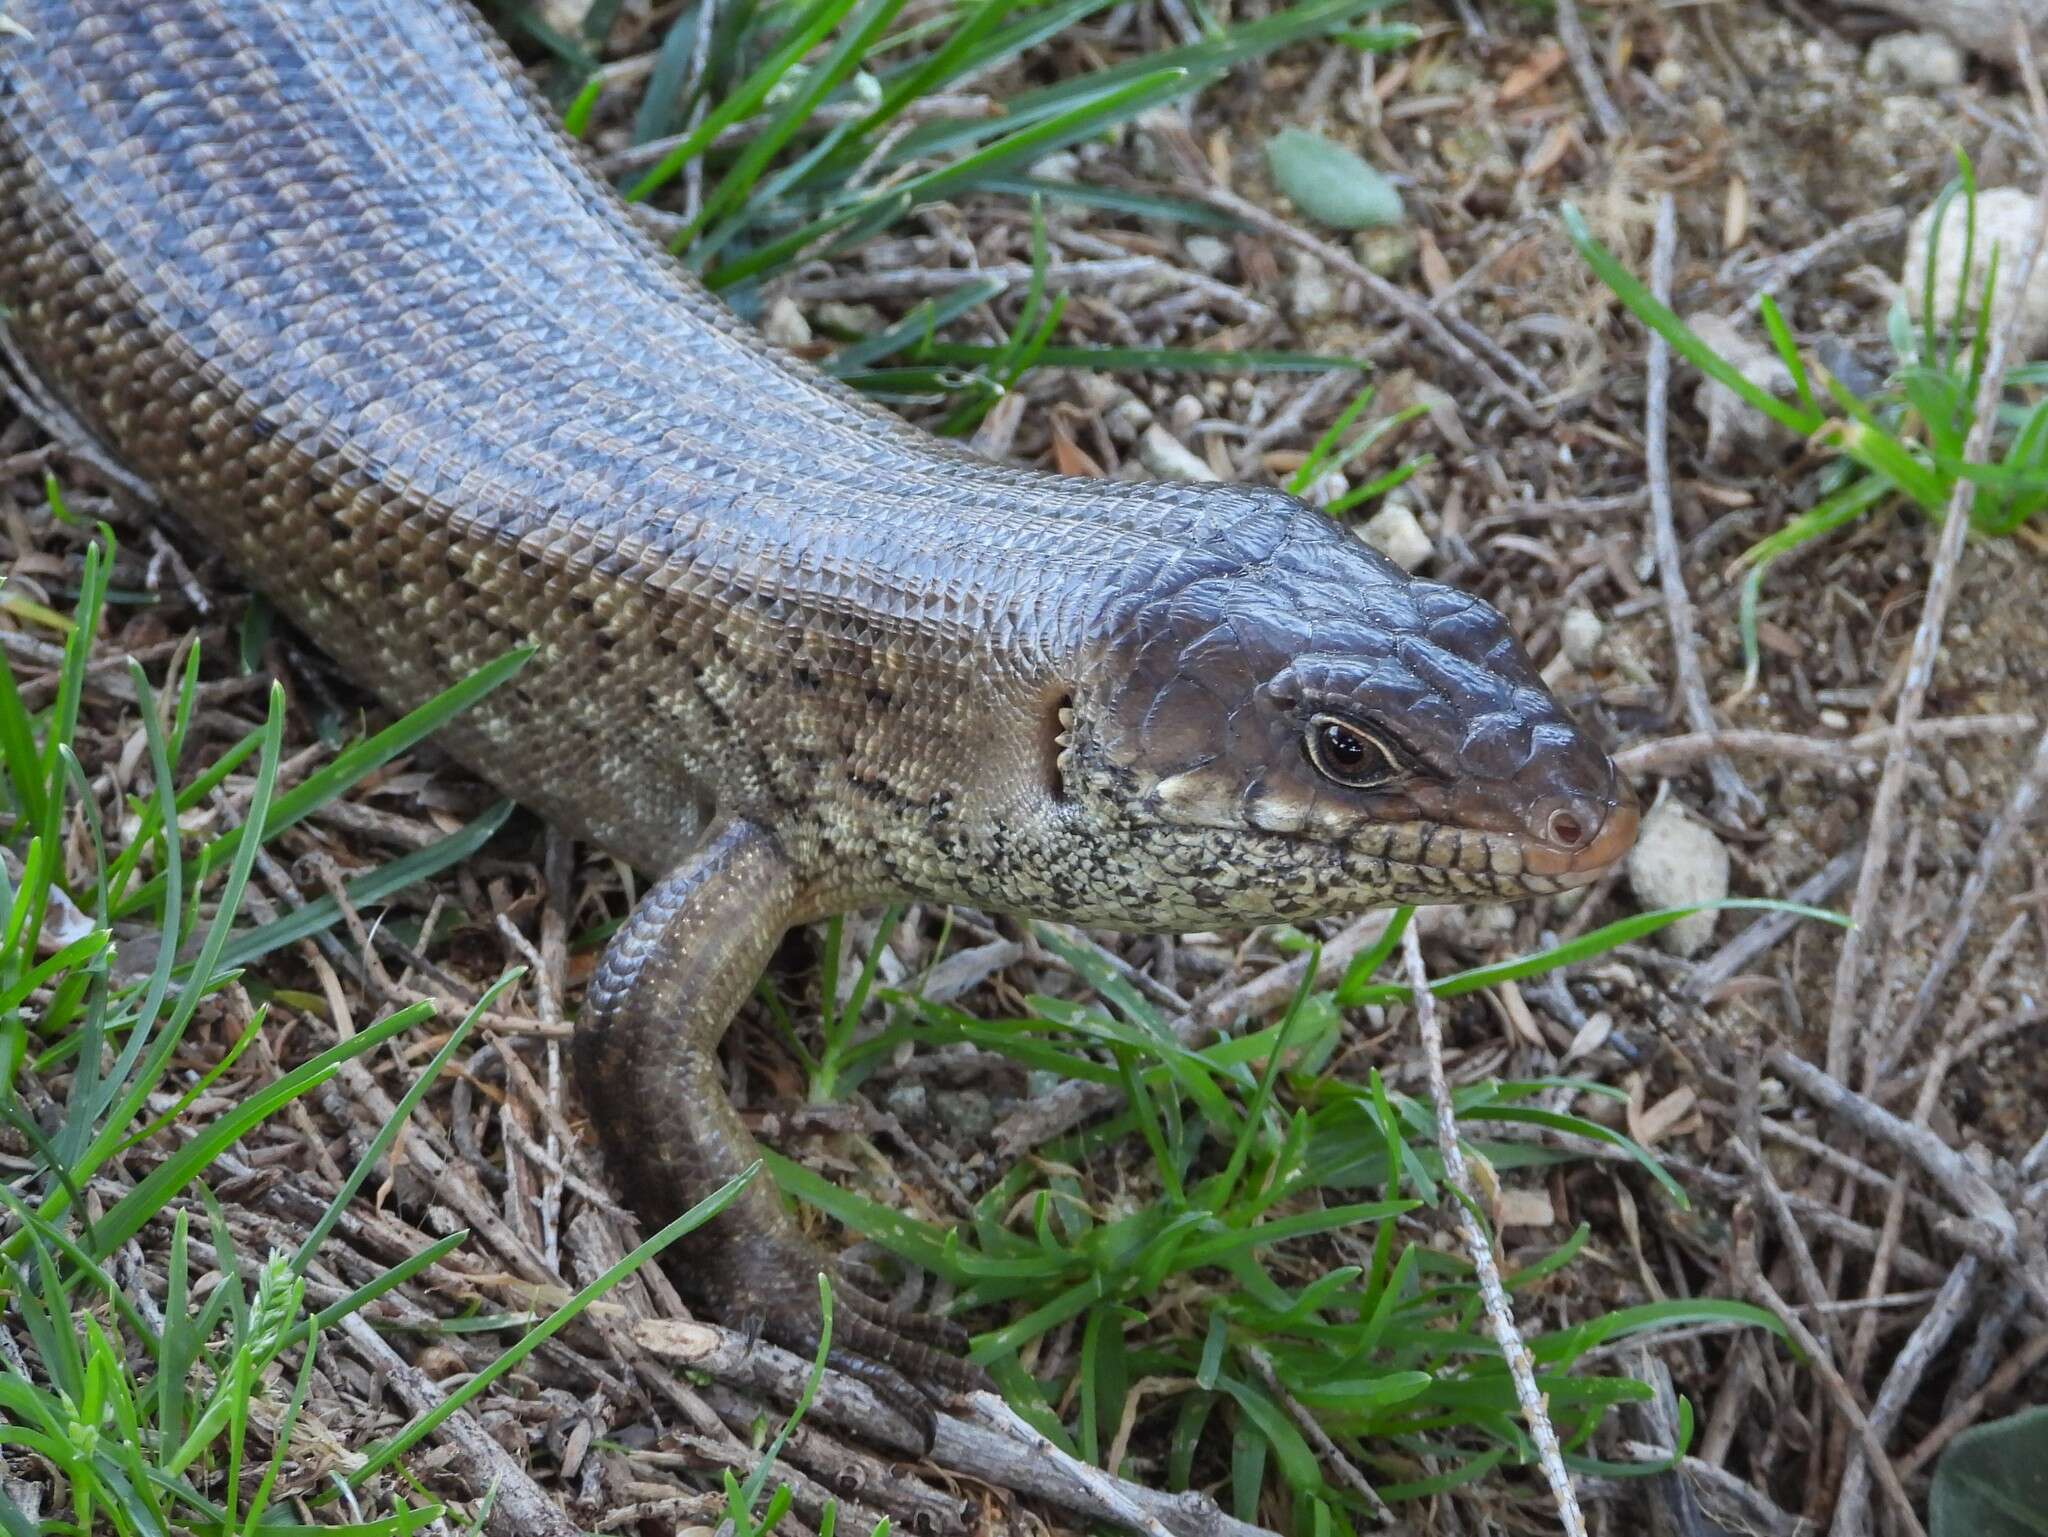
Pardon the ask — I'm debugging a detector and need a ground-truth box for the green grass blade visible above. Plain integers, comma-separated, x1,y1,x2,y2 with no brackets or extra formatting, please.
209,799,516,973
291,978,514,1273
80,998,428,1260
1562,205,1818,436
346,1165,758,1487
112,647,530,921
631,0,863,203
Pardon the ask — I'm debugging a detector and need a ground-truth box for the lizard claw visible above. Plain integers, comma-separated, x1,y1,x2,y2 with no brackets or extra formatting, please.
758,1302,942,1453
709,1240,983,1455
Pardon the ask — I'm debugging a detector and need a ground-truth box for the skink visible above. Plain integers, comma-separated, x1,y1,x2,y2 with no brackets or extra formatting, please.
0,0,1638,1435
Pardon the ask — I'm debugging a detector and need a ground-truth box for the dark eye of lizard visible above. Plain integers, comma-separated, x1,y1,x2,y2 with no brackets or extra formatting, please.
1306,714,1401,789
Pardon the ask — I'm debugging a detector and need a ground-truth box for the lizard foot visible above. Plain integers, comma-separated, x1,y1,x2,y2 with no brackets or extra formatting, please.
712,1240,987,1454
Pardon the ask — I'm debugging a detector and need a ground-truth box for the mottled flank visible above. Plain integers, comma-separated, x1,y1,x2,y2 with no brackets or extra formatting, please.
0,0,1635,1425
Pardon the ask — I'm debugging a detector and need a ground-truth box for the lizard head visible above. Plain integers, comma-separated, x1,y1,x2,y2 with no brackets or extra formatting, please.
1046,496,1636,928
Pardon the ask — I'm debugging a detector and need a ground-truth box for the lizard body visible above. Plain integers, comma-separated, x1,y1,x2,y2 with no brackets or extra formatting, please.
0,0,1636,1432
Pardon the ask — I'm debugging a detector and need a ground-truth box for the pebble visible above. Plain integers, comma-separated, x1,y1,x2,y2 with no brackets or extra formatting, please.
1287,255,1339,322
1354,225,1417,277
1358,499,1432,571
1030,149,1081,182
1902,186,2048,360
1863,29,1966,88
535,0,593,32
1169,393,1205,434
882,1082,929,1123
1626,798,1730,958
1185,234,1233,275
1466,902,1519,936
929,1088,995,1141
1820,707,1851,730
816,300,882,334
1104,393,1154,445
1944,757,1973,799
1686,312,1798,466
1138,424,1219,482
1560,607,1605,668
1300,469,1349,509
760,295,811,348
1876,0,2047,69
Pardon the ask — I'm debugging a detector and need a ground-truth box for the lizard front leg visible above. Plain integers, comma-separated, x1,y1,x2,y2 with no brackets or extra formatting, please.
573,819,983,1448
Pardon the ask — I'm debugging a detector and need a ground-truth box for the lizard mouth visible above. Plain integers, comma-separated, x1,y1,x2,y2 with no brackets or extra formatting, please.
1309,789,1640,900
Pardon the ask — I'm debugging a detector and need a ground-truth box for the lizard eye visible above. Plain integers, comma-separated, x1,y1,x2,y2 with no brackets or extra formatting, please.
1306,714,1401,789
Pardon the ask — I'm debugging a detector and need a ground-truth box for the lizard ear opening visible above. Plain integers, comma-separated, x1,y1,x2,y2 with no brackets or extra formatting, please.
1043,693,1075,800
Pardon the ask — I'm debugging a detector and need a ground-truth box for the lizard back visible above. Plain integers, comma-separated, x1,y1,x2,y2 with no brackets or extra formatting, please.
0,0,1303,876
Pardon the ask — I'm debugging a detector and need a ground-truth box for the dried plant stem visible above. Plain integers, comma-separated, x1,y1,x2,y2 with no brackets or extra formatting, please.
1899,1325,2048,1477
1830,1257,1983,1537
1187,184,1545,427
1402,925,1585,1537
1554,0,1622,139
1682,845,1860,1000
1883,729,2048,1065
1645,195,1760,824
339,1312,583,1537
1614,714,2036,775
1733,1211,1928,1537
1826,159,2048,1080
1241,1344,1395,1524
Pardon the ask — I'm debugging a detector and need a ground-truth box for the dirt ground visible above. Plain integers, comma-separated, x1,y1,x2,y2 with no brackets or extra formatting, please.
3,1,2045,1534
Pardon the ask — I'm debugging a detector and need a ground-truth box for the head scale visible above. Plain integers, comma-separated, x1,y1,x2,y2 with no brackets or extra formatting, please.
1045,493,1636,930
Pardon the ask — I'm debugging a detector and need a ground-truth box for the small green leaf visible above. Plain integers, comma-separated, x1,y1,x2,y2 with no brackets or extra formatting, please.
1932,1405,2048,1536
1264,128,1402,230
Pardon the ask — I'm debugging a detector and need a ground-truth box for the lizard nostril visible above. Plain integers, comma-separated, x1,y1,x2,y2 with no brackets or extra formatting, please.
1547,808,1587,847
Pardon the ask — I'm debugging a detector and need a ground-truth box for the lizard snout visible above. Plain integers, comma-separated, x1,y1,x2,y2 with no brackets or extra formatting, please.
1518,776,1640,879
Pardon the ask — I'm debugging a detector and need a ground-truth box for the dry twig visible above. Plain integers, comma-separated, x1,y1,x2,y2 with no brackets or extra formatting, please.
1402,926,1585,1536
1731,1207,1928,1537
1184,185,1546,428
1553,0,1622,139
1826,151,2048,1080
1613,714,2037,775
1644,195,1759,824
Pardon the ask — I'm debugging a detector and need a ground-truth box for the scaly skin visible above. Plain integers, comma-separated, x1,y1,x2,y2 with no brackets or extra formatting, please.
0,0,1638,1441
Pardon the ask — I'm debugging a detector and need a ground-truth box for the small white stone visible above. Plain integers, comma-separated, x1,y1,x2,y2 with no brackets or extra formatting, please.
760,296,812,348
1864,30,1965,89
882,1082,928,1122
1560,606,1605,668
1819,707,1851,730
1358,499,1433,571
1874,0,2046,68
1300,469,1350,509
1902,186,2048,360
535,0,593,33
1354,226,1417,277
1029,149,1081,182
1626,798,1730,958
1104,393,1155,445
1651,56,1687,91
1185,234,1232,275
1137,424,1219,482
1687,313,1798,466
1287,255,1338,323
1169,393,1205,434
1944,756,1973,799
816,300,882,334
1467,903,1518,935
